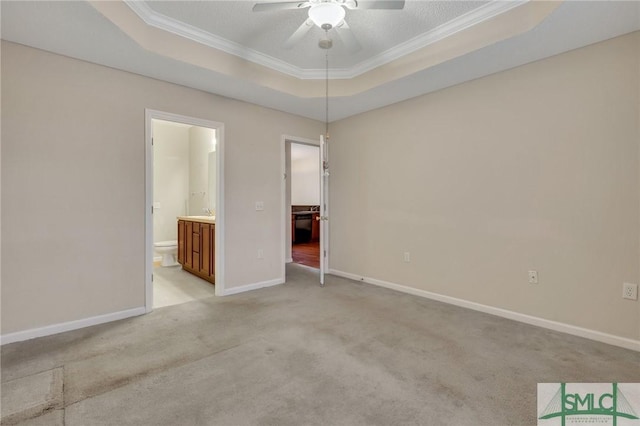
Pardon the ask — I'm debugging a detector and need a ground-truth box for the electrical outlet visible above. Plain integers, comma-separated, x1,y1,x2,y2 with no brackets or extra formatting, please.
528,270,538,284
257,249,264,259
403,252,410,263
623,283,638,300
255,201,264,211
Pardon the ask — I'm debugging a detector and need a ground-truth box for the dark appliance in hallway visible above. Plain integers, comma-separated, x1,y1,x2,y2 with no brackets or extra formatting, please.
294,213,313,243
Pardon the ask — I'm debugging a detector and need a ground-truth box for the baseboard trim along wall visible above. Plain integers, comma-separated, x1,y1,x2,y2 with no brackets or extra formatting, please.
0,278,284,344
329,269,640,352
221,278,284,296
0,307,146,346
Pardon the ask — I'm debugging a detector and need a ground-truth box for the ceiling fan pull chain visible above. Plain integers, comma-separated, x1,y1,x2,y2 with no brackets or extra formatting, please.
325,48,329,140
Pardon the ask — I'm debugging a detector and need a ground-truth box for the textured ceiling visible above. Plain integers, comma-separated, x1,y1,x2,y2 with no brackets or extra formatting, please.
1,1,639,121
142,0,488,70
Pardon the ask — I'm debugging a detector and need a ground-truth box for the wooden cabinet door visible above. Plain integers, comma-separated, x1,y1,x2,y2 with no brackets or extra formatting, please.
200,223,210,276
185,221,193,268
192,249,200,271
192,224,200,271
177,220,185,264
177,220,215,284
210,225,215,278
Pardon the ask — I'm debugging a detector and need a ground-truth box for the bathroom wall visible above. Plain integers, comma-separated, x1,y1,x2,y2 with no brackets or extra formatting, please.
153,122,215,247
152,120,189,244
291,143,320,206
208,151,217,213
188,126,215,216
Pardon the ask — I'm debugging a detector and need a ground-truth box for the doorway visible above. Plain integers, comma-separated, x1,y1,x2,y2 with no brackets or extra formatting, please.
145,110,225,313
282,136,321,272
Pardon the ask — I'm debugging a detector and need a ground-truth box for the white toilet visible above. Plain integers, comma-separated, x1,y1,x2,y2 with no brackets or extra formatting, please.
154,240,178,267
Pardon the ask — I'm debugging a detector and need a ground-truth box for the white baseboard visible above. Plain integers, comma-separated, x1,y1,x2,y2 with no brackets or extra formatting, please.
329,269,640,352
221,278,284,296
0,307,146,346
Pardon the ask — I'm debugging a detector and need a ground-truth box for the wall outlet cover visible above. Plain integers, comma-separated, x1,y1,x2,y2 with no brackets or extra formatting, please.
623,283,638,300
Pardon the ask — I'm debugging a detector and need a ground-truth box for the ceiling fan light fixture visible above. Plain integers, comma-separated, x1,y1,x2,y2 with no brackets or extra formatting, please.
308,3,345,29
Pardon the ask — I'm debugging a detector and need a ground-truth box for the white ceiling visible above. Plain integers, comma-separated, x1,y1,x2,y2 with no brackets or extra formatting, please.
2,1,639,121
135,0,490,73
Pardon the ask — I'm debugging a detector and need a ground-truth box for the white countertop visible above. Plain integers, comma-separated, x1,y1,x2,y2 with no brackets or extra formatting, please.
177,216,215,224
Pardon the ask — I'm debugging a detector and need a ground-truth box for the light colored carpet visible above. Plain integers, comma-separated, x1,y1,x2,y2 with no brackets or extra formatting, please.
2,264,639,425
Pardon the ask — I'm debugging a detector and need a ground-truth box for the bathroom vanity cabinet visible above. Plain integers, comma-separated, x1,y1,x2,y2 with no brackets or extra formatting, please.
177,217,215,284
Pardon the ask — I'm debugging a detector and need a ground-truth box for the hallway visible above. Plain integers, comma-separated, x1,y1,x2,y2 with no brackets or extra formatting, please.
292,241,320,269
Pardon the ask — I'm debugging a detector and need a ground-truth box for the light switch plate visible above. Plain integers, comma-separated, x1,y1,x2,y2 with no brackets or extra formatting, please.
255,201,264,211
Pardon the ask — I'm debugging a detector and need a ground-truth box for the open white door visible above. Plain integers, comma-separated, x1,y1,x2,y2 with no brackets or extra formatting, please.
319,135,329,285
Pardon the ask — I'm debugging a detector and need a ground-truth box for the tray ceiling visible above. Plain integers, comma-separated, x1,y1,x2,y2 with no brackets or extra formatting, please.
1,1,639,121
132,0,493,76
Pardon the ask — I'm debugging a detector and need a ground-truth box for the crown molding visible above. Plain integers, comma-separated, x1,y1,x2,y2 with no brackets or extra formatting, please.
124,0,528,80
345,0,528,78
124,0,309,78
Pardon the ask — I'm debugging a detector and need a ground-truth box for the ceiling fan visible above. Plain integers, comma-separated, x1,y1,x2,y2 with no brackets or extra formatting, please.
253,0,406,52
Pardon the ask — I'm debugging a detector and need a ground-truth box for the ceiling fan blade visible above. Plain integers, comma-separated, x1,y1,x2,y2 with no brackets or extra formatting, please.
335,21,361,53
284,19,314,49
348,0,405,10
253,1,310,12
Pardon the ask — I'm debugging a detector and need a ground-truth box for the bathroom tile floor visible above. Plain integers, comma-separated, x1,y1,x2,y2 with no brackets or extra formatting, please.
153,265,216,308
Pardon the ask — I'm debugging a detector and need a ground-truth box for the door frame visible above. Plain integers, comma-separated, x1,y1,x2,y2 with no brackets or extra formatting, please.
280,134,327,278
145,109,226,312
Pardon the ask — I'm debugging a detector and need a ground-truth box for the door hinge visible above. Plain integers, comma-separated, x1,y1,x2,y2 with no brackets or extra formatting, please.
152,137,154,146
151,206,154,214
324,250,327,258
151,274,154,282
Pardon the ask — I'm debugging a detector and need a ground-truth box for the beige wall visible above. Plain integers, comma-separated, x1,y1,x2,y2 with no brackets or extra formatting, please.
1,41,322,334
637,32,640,338
330,32,640,341
3,33,639,341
